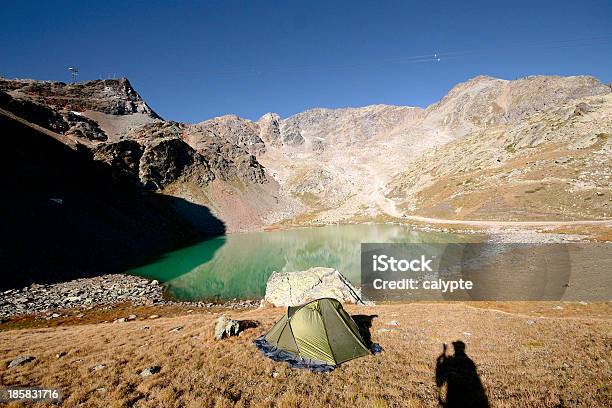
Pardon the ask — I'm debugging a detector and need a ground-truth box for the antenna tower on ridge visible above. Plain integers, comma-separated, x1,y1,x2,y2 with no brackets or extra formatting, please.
68,66,79,83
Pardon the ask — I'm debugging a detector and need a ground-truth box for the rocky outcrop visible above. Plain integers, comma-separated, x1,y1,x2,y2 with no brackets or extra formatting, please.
213,315,241,340
280,104,424,147
0,77,160,118
0,90,68,133
264,267,365,307
256,112,306,147
62,111,107,141
120,121,265,187
8,356,35,369
139,366,161,377
184,126,267,184
91,140,144,179
139,137,213,189
92,135,213,190
127,120,184,141
0,90,107,141
257,113,287,147
192,114,266,155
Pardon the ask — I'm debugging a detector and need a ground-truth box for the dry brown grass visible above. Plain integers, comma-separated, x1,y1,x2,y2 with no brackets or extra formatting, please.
408,141,611,223
1,302,610,407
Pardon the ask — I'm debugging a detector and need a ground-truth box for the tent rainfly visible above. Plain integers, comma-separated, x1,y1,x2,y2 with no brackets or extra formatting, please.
254,298,372,371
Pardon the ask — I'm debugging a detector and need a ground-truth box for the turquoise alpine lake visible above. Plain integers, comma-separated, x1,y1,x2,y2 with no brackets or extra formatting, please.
126,224,475,301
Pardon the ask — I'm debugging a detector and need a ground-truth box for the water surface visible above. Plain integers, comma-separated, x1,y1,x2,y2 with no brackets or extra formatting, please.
127,224,472,301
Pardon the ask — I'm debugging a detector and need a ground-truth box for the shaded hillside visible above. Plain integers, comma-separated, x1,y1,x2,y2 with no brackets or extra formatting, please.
0,110,224,289
0,77,280,232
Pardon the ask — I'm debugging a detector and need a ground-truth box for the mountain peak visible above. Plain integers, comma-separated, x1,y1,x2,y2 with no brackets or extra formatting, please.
0,77,161,119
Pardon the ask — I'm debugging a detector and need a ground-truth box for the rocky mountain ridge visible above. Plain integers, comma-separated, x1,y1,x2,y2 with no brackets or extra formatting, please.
422,75,610,135
0,77,159,118
2,74,610,233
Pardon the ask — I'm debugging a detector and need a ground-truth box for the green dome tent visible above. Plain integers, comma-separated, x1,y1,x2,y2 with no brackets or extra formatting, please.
254,298,372,371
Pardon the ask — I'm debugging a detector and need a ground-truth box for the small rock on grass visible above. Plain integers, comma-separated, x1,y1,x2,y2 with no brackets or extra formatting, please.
214,316,240,340
139,366,161,377
148,314,159,319
169,326,183,333
8,356,35,368
92,364,105,371
385,320,399,326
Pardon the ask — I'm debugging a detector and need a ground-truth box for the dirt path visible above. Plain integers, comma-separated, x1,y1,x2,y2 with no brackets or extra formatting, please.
373,179,404,218
401,214,612,227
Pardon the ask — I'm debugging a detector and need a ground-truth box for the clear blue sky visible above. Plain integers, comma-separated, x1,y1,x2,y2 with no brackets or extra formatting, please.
1,0,611,123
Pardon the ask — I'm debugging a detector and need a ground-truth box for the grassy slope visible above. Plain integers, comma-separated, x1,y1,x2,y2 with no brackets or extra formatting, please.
388,93,612,224
1,302,610,407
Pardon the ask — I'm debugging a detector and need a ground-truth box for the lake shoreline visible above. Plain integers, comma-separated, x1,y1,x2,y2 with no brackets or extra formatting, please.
0,274,259,321
2,224,606,321
2,285,609,332
263,219,611,242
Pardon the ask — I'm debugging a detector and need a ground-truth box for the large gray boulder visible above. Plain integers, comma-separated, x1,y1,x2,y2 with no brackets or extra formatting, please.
264,267,366,307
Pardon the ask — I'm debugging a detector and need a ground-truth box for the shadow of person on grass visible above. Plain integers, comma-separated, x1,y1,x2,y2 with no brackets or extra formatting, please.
435,341,489,408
